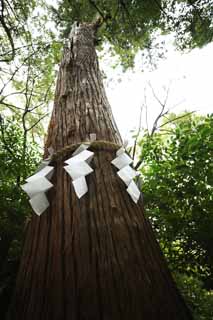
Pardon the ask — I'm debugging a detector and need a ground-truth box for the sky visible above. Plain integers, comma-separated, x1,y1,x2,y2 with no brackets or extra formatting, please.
100,36,213,142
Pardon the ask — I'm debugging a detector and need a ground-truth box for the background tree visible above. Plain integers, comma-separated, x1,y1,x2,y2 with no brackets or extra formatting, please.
8,22,193,320
0,0,62,142
0,115,40,318
138,113,213,319
0,0,35,63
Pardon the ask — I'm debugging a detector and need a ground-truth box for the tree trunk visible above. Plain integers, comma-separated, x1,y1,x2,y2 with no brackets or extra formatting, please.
8,23,193,320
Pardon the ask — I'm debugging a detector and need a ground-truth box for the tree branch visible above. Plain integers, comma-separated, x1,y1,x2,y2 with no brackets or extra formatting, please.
0,50,35,96
88,0,107,22
148,81,171,136
0,100,25,111
26,113,49,132
159,111,196,129
132,103,143,161
0,0,15,62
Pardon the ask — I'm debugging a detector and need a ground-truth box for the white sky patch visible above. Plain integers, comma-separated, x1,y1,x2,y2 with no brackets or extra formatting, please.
100,37,213,142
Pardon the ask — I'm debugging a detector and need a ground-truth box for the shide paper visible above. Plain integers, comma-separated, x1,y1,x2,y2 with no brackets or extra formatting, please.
117,165,139,186
127,180,140,203
21,176,53,198
21,165,54,216
116,147,125,157
64,144,94,199
65,150,94,165
72,143,90,156
111,152,133,170
35,159,51,173
29,192,50,216
72,176,88,199
64,161,93,180
111,148,141,203
26,165,54,182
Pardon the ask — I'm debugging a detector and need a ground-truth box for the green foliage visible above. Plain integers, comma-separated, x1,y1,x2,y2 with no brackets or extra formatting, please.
0,0,62,135
1,1,212,68
162,0,213,50
175,273,213,320
0,116,40,318
138,113,213,318
52,0,163,68
52,0,213,68
0,0,36,62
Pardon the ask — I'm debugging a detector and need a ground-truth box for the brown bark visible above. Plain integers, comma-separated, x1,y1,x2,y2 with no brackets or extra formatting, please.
44,22,121,154
8,23,193,319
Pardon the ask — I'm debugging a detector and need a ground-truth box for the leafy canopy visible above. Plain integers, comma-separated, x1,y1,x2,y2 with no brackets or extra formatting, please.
52,0,213,68
0,0,61,142
139,113,213,282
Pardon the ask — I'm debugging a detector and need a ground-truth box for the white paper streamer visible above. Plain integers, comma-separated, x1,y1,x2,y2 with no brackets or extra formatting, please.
35,159,51,173
116,147,125,157
72,176,88,198
64,143,94,199
72,143,90,156
21,165,54,215
26,166,54,182
117,165,139,186
127,180,140,203
111,152,133,170
111,147,140,203
64,161,93,180
65,150,94,165
29,192,49,216
21,176,53,198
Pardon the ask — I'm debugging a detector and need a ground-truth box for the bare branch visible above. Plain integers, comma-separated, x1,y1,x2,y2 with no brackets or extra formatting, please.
0,100,24,111
148,81,171,136
0,45,26,59
134,83,172,170
143,87,149,133
0,90,25,100
0,50,35,96
134,158,143,171
148,81,169,109
132,103,143,161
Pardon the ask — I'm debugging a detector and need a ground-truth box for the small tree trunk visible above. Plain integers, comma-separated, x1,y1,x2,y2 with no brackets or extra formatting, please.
9,23,193,320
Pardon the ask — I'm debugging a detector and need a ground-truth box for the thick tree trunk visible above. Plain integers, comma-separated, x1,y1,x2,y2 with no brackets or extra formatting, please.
8,23,193,320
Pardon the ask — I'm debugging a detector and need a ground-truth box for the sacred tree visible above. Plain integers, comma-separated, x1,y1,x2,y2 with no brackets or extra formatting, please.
8,22,193,320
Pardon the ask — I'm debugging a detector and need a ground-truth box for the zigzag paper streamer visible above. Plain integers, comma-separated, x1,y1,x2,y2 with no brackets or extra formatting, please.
21,165,54,215
111,147,141,203
64,144,94,199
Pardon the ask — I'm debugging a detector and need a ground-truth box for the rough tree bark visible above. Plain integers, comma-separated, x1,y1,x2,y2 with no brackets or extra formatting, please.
8,23,193,320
